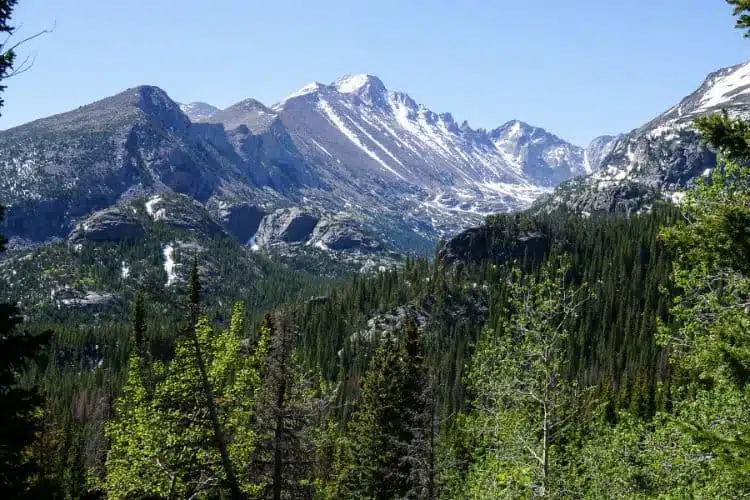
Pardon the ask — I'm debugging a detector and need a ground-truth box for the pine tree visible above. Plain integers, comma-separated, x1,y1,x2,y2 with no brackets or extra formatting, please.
250,312,319,499
728,0,750,36
332,317,429,499
0,230,52,495
186,258,243,499
105,297,267,497
0,2,53,496
650,3,750,491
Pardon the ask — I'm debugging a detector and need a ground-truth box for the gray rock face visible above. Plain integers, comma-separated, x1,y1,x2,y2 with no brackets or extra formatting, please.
254,208,318,246
488,120,588,186
206,199,265,243
0,85,233,242
60,291,120,310
68,206,145,244
180,102,219,121
541,61,750,214
309,218,383,252
584,134,623,173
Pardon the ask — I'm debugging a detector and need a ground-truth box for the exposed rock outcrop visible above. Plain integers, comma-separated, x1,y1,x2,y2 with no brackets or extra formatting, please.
68,206,145,244
254,207,318,247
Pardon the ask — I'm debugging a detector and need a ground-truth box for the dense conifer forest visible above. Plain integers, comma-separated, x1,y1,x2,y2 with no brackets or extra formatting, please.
2,1,750,498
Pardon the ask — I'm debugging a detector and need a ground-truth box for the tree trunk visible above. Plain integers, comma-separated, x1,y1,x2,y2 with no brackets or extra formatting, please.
273,375,287,500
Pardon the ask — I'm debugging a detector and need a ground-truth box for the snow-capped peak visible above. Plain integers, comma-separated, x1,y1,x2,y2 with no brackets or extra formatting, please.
334,74,384,93
333,74,387,106
697,61,750,112
274,82,326,109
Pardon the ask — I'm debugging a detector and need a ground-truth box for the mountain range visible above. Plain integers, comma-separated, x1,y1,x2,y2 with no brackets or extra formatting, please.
1,62,749,257
0,73,597,255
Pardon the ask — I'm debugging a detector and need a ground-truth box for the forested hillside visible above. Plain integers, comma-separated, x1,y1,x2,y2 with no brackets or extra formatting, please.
2,1,750,499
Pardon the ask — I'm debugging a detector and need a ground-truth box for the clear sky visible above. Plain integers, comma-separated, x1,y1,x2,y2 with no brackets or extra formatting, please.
0,0,747,146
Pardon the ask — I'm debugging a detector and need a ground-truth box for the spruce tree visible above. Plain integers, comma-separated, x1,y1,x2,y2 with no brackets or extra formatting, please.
332,317,429,499
186,257,243,499
0,2,52,495
0,207,52,495
250,312,318,499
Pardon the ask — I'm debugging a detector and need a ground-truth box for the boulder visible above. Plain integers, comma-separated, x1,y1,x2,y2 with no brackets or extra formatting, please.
207,199,265,243
143,193,225,237
60,291,120,310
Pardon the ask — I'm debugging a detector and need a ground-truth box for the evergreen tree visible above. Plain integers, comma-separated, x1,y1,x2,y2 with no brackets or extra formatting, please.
332,317,430,499
186,258,243,499
105,299,268,498
249,312,319,499
728,0,750,36
0,1,54,495
0,206,52,495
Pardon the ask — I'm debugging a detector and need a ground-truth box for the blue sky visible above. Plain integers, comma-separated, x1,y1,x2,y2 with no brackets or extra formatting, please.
0,0,747,146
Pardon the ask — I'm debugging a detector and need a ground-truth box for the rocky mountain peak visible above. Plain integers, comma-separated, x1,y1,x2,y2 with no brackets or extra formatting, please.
131,85,184,116
180,101,220,122
333,74,388,106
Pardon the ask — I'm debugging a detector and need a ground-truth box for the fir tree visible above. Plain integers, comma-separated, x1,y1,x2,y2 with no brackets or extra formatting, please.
332,317,429,499
250,312,319,499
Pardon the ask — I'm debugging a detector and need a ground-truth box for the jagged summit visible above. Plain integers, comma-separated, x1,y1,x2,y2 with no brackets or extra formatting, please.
332,74,388,106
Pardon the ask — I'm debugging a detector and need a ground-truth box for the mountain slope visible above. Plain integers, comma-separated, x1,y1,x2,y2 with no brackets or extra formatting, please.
536,61,750,214
270,75,585,218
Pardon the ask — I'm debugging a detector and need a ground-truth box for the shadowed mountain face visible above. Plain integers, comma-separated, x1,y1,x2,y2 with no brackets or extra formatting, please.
536,61,750,215
0,73,591,252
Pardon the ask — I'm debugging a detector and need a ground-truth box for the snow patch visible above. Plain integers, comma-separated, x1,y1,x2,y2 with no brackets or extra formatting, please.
145,196,166,220
311,138,333,157
247,233,260,251
163,245,177,286
335,74,372,94
274,82,324,109
670,191,686,204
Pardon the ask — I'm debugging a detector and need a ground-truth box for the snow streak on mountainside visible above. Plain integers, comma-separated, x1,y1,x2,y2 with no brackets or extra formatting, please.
536,61,750,215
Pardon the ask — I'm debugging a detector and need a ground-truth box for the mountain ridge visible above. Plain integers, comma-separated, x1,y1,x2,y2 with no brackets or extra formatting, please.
0,73,590,253
535,60,750,215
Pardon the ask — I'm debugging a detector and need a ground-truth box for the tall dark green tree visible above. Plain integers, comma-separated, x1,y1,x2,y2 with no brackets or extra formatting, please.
332,318,431,499
250,312,320,499
0,209,52,495
0,1,53,496
728,0,750,36
186,257,243,499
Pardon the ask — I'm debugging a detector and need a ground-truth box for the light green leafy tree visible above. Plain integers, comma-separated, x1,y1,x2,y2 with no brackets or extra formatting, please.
459,257,592,498
104,302,270,499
